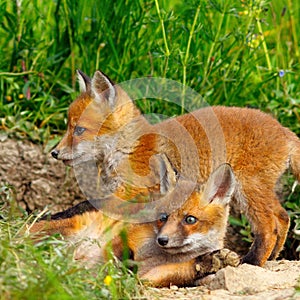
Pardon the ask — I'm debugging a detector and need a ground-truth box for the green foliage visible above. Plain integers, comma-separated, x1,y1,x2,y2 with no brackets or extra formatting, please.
229,214,253,244
0,186,142,300
295,278,300,296
0,0,299,142
283,175,300,257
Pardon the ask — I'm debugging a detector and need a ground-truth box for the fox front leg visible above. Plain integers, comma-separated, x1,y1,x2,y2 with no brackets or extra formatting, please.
140,249,240,287
139,260,198,287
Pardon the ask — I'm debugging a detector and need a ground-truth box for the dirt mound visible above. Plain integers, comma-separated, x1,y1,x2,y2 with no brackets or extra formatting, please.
0,137,85,213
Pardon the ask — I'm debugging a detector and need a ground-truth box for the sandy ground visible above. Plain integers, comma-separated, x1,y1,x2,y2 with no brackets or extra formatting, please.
144,260,300,299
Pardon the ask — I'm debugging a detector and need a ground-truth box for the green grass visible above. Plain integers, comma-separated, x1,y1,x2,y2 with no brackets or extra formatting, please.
0,0,299,297
0,0,299,143
0,185,143,300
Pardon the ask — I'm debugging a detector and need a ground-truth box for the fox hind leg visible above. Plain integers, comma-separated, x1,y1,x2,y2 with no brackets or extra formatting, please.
241,190,280,266
269,202,290,260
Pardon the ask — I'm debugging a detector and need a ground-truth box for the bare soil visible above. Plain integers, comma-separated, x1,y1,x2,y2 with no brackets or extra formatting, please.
0,137,299,299
0,137,85,213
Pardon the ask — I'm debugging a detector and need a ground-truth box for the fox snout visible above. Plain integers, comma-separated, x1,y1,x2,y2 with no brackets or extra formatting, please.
51,149,59,159
157,235,169,247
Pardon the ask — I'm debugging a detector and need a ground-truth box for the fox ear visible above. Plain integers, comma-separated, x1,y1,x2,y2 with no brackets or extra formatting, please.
77,70,91,93
91,70,116,108
158,154,178,195
203,163,236,205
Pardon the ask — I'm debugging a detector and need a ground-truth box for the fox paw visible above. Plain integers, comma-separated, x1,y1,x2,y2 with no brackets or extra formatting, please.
195,248,240,277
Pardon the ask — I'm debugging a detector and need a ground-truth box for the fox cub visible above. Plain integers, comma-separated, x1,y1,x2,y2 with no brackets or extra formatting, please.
30,158,239,287
50,69,300,266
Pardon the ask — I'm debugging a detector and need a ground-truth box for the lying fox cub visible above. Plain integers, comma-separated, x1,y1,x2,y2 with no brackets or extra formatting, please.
30,156,239,287
50,70,300,266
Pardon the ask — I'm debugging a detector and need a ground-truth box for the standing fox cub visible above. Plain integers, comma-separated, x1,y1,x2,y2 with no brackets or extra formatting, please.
51,70,300,266
30,158,240,287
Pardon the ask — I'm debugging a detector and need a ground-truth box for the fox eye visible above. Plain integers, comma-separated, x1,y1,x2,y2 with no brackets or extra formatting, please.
184,215,197,225
159,213,168,223
74,126,86,136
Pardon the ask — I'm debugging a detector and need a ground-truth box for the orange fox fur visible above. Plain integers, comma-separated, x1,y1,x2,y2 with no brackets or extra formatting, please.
50,70,300,266
30,162,238,287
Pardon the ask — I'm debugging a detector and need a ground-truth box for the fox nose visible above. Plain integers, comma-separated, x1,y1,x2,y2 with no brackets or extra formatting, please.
157,235,169,246
51,149,60,159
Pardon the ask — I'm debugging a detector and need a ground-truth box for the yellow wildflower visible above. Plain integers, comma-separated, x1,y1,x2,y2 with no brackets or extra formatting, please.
104,275,112,286
247,34,261,49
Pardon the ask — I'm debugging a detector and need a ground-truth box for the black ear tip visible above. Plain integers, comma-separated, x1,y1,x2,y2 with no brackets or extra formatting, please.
76,69,84,75
214,163,235,189
77,69,91,84
220,163,233,174
224,162,232,169
93,70,115,85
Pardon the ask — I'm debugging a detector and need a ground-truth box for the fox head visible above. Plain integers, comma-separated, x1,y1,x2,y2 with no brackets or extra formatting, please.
51,70,141,166
154,163,236,257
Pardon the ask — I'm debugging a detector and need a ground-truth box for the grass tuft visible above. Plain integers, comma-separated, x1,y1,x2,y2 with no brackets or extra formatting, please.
0,185,142,300
0,0,299,142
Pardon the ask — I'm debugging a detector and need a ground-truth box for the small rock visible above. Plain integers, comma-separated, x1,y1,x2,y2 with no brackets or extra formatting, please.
200,260,300,294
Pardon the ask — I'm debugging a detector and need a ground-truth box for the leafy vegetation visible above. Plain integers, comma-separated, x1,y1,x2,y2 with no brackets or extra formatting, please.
0,0,299,297
0,184,142,299
0,0,299,141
